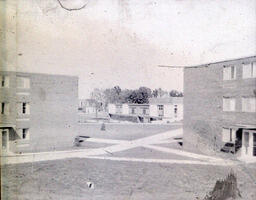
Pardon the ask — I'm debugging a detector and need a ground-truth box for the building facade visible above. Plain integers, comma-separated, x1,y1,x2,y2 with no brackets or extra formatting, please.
183,56,256,157
149,97,183,122
108,97,183,123
78,99,98,114
0,71,78,154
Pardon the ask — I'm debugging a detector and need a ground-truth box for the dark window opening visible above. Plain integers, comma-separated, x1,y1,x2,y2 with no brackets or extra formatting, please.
22,103,26,114
1,103,5,114
1,76,5,87
22,129,28,139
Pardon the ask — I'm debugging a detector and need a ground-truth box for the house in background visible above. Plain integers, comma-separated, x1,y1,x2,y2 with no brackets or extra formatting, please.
78,99,98,114
107,97,183,123
149,97,183,122
108,103,129,115
0,71,78,154
183,56,256,157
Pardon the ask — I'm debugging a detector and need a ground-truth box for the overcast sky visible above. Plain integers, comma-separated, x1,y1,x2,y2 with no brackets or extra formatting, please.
12,0,256,98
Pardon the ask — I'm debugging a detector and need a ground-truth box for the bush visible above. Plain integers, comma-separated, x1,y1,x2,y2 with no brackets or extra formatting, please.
203,171,241,200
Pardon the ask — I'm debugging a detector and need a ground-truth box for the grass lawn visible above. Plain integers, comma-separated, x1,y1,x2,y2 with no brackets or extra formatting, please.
2,158,256,200
78,123,181,140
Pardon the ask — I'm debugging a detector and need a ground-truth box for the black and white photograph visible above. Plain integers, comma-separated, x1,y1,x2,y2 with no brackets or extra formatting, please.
0,0,256,199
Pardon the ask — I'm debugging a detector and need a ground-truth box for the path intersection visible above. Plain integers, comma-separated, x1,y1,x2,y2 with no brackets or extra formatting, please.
2,128,237,166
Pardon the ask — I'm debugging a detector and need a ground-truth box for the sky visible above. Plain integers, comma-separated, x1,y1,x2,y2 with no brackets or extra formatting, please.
4,0,256,98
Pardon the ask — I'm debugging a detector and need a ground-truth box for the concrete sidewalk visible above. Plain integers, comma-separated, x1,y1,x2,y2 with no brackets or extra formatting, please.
0,128,237,166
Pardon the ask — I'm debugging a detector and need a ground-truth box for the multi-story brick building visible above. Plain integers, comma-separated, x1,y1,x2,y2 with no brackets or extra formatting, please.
0,71,78,154
183,56,256,157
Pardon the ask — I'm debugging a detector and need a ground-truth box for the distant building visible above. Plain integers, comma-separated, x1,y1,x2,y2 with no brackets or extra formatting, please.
0,71,78,154
108,97,183,123
149,97,183,122
183,56,256,157
78,99,98,114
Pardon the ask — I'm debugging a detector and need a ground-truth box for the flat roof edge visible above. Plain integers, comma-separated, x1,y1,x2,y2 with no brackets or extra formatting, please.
159,55,256,69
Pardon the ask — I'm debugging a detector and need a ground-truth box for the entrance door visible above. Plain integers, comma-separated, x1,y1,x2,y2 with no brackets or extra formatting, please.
1,129,9,153
253,133,256,156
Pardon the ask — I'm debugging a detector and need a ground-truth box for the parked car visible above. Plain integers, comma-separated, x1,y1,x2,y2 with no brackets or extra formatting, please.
221,141,242,154
221,142,235,153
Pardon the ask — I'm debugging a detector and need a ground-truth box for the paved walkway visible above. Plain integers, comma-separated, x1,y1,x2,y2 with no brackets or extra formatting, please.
1,128,237,166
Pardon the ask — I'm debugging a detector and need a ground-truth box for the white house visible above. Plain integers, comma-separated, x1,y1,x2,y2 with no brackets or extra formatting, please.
107,97,183,123
149,97,183,122
108,103,129,115
78,99,98,114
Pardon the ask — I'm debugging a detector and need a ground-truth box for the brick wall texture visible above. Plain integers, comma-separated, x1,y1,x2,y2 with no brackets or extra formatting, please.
0,71,78,152
183,56,256,154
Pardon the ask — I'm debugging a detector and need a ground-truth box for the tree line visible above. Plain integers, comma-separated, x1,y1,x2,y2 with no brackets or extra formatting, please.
90,86,183,108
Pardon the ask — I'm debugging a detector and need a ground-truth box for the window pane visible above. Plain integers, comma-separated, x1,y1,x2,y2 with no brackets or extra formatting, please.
1,103,4,114
231,66,235,79
223,67,229,80
243,63,251,78
223,98,235,111
17,77,24,88
242,97,256,112
230,99,235,111
250,98,256,112
253,62,256,77
17,77,30,88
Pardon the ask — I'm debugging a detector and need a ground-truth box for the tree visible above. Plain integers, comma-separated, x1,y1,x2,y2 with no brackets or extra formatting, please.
93,86,153,105
152,89,158,98
169,90,183,97
103,86,123,104
114,86,121,95
126,87,152,104
90,88,105,110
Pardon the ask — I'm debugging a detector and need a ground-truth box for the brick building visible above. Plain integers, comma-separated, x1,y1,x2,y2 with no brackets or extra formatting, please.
0,71,78,154
183,56,256,157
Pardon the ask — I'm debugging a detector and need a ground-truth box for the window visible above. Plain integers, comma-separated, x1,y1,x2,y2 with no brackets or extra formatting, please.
174,107,178,114
1,102,9,115
158,105,164,116
242,97,256,112
158,105,164,110
223,97,236,111
116,105,122,114
17,76,30,89
243,62,256,78
142,108,149,115
17,102,30,115
131,108,135,114
22,129,29,139
0,76,9,88
17,128,29,140
143,109,146,115
223,66,236,80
